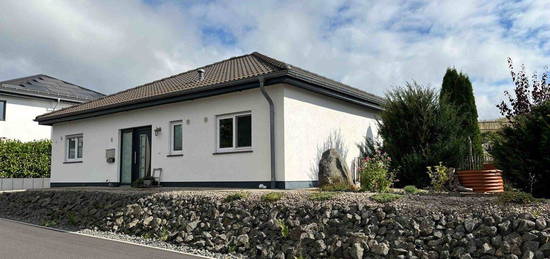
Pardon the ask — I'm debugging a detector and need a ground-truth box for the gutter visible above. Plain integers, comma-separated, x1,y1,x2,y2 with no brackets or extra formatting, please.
0,88,85,104
258,76,276,189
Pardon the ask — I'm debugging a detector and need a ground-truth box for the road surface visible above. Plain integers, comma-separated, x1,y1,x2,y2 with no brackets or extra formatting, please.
0,218,204,259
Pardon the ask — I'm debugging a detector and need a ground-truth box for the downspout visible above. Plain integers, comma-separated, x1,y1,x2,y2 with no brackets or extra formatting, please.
259,76,276,189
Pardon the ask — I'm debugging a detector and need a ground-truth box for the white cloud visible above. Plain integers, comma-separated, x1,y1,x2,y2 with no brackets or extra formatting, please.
1,0,549,119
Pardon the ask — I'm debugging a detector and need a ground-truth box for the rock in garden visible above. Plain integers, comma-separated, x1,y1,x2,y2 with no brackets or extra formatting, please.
236,234,249,247
464,219,477,233
350,242,364,259
517,220,536,232
143,216,153,226
371,242,390,255
318,149,353,187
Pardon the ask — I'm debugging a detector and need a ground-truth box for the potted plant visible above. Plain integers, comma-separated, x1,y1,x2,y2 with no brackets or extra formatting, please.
143,176,154,187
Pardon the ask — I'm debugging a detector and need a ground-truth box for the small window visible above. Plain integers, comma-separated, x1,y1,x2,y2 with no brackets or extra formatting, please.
170,121,183,154
0,100,5,121
66,135,83,161
216,112,252,152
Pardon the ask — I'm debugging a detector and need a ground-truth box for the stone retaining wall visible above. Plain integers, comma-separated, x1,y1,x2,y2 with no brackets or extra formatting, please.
0,190,548,259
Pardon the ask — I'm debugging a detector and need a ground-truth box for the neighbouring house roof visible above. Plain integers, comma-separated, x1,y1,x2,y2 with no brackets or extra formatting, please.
36,52,384,125
479,118,508,133
0,74,104,103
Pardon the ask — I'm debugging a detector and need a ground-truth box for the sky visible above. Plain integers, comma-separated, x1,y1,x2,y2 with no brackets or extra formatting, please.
1,0,549,120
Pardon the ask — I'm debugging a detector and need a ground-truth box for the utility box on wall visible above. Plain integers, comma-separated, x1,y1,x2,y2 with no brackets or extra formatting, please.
105,148,115,163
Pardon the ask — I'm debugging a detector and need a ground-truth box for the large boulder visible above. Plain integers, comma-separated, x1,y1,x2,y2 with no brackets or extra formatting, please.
318,149,353,187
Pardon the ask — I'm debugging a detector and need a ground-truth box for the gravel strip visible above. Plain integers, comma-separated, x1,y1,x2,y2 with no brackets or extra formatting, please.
76,228,241,259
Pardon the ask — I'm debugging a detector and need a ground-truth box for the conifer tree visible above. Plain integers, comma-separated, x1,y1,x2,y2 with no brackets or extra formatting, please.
440,68,483,158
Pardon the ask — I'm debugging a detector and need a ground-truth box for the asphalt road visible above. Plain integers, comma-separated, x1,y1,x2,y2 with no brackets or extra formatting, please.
0,218,203,259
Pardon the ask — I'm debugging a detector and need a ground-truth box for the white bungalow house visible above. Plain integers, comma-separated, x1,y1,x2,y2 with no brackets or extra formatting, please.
36,52,384,189
0,74,104,142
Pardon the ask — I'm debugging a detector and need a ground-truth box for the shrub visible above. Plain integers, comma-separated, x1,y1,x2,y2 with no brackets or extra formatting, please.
131,178,144,188
497,191,539,204
440,68,483,157
0,139,51,178
370,193,402,203
403,185,420,194
224,192,249,202
261,192,283,202
308,192,337,201
275,219,289,238
319,178,352,192
490,101,550,197
497,57,550,120
379,83,466,187
359,149,394,192
426,162,452,192
131,177,158,188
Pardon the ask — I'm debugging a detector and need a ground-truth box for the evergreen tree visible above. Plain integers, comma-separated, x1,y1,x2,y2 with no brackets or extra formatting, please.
440,68,483,158
380,83,467,187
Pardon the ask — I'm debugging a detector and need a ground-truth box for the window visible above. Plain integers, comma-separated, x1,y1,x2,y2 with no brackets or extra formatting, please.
216,112,252,152
0,100,5,121
66,135,83,161
170,121,183,154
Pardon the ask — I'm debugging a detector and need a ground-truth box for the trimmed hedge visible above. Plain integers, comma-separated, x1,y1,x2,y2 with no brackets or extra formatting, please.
0,139,51,178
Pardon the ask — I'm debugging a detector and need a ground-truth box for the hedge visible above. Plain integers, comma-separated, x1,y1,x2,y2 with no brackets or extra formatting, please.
0,139,51,178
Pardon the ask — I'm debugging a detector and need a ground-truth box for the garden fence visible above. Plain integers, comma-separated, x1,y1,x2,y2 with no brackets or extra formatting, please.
0,178,50,191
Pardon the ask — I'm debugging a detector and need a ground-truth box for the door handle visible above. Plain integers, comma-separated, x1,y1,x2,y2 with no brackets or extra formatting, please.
133,152,136,164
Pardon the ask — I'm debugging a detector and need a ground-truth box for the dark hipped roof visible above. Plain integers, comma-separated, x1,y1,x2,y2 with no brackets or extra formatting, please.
36,52,384,125
0,74,104,103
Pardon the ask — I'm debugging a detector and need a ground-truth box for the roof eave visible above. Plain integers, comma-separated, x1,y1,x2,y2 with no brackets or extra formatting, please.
0,87,86,103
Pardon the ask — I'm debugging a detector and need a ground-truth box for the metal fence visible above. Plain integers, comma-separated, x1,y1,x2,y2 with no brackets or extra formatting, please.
0,178,50,191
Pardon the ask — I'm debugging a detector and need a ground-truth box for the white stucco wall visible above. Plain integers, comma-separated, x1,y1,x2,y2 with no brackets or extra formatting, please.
49,83,379,187
0,94,73,142
50,85,285,184
282,86,379,182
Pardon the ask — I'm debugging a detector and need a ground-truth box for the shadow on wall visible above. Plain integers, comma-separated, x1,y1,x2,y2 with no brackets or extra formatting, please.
309,130,348,180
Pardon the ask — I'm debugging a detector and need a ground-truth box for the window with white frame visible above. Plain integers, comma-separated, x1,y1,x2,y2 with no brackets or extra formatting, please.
216,112,252,152
66,135,83,161
170,120,183,154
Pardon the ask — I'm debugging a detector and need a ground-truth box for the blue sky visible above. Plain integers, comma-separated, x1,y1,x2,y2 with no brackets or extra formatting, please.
1,0,549,119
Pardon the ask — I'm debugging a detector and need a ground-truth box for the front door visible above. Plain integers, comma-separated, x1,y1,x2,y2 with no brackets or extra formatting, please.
120,126,152,185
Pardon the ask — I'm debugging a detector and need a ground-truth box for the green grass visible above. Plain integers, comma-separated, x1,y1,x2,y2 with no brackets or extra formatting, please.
42,220,57,227
497,191,540,204
308,192,338,201
261,192,284,202
158,228,169,241
223,192,249,202
67,212,79,225
320,181,351,191
404,185,420,194
371,193,403,203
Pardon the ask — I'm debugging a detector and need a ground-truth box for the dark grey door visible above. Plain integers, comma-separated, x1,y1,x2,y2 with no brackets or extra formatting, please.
120,126,151,185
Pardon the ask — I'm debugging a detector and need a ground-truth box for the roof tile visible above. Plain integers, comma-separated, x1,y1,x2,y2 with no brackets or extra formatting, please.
37,52,383,122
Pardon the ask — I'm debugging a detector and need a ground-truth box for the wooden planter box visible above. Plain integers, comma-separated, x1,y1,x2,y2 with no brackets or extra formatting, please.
457,169,504,193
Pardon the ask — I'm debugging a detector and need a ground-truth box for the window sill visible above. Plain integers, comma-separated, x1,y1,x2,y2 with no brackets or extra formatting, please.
63,161,83,164
167,153,183,157
213,149,253,155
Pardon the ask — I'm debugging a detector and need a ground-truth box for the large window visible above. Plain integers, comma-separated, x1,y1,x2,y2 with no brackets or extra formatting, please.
0,100,5,121
216,112,252,152
170,121,183,154
66,134,83,162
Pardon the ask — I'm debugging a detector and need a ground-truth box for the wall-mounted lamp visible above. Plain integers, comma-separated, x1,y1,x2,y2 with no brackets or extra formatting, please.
154,127,162,136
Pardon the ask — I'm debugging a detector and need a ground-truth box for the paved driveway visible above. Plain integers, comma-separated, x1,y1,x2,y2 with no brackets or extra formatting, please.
0,218,204,259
